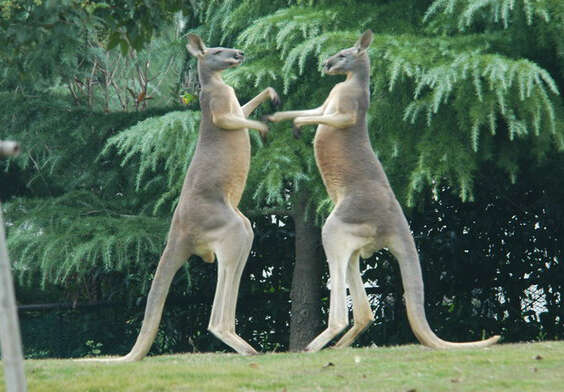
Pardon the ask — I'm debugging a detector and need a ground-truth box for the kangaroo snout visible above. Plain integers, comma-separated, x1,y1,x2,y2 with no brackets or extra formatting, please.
322,59,335,73
234,50,244,60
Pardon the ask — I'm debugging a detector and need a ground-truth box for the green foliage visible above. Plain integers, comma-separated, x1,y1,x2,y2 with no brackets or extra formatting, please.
0,0,91,90
383,36,560,201
424,0,554,30
85,27,189,111
6,191,168,291
246,124,323,217
214,0,563,208
0,92,175,299
0,0,192,106
96,0,563,218
84,340,103,356
102,110,200,214
0,0,197,54
1,0,563,358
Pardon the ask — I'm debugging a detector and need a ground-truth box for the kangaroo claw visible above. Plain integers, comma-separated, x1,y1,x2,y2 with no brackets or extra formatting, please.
260,130,268,143
292,124,302,139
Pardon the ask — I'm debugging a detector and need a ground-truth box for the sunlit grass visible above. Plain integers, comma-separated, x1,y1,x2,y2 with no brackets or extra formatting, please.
1,341,563,391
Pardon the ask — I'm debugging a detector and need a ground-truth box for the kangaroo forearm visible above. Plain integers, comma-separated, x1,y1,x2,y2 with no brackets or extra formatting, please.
271,107,324,121
242,90,269,117
296,113,356,128
213,114,264,131
214,114,255,129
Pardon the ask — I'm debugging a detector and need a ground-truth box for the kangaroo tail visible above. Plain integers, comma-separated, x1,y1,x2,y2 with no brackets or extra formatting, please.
388,222,500,349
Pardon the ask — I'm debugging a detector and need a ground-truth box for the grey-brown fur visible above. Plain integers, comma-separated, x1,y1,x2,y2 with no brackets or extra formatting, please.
84,34,279,362
268,30,500,352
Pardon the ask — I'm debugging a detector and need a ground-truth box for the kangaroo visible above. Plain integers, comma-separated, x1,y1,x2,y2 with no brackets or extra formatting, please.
99,34,279,361
267,30,500,352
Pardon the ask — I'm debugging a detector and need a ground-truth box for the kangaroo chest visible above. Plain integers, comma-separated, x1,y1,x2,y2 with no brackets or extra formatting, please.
314,127,355,202
313,84,381,203
187,85,251,206
313,86,357,200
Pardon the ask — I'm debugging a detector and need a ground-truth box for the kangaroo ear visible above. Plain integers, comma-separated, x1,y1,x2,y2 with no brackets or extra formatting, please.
186,33,207,57
354,29,373,54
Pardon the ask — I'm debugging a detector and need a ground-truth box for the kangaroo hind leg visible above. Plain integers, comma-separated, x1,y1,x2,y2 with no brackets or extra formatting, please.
208,211,257,355
121,230,192,362
333,250,374,349
305,215,368,353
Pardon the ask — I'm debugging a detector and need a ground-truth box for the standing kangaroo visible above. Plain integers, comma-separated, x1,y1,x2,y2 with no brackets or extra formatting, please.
107,34,279,361
268,30,500,352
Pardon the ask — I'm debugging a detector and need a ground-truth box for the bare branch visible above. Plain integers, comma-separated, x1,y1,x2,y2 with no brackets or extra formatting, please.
112,80,127,111
87,58,98,107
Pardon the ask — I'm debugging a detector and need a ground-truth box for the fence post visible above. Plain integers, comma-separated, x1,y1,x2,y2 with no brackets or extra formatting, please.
0,140,27,392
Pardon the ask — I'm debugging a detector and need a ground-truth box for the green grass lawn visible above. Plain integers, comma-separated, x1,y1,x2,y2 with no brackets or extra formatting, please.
2,341,563,391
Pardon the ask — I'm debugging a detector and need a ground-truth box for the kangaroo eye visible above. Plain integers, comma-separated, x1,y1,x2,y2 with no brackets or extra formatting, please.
214,50,222,55
338,54,345,58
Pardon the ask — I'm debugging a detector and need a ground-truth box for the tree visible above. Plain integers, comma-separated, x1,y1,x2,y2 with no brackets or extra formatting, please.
0,5,297,356
0,6,198,302
1,0,563,357
184,0,563,348
53,0,564,350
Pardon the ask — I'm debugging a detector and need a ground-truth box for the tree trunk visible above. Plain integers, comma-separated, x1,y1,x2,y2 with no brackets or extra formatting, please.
0,203,27,392
289,191,323,351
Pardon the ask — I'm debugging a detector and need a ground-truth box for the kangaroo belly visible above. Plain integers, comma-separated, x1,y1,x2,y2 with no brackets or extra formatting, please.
184,126,251,206
314,126,350,201
314,125,378,201
314,124,398,225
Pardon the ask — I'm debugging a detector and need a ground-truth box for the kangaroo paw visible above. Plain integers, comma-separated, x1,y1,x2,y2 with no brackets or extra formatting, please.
292,124,302,139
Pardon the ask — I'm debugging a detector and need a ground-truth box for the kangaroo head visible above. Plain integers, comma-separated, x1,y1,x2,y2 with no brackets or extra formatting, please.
186,33,245,72
322,29,373,75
